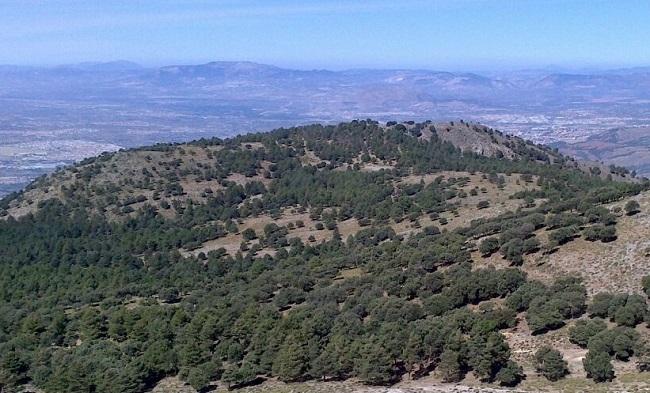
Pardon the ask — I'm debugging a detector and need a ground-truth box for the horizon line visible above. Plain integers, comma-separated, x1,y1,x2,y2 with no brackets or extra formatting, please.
2,59,650,75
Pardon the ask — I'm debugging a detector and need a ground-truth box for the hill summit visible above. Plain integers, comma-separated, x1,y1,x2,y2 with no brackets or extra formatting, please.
0,120,649,393
1,120,632,221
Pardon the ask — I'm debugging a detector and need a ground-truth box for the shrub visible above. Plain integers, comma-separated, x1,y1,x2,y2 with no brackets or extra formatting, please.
479,237,500,257
534,346,569,381
613,295,647,327
612,332,636,360
526,297,565,334
548,226,579,246
522,237,540,254
588,292,616,318
583,350,614,382
643,275,650,297
496,360,524,386
526,277,586,334
358,218,371,227
583,225,616,242
423,225,440,236
242,228,257,241
500,238,524,265
506,281,547,312
588,326,640,360
625,200,640,216
568,319,607,348
588,293,647,327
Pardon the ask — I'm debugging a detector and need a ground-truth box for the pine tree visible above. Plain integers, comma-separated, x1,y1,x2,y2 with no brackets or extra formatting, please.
496,360,524,386
468,332,510,381
272,335,307,382
310,347,340,381
437,349,464,382
354,341,396,385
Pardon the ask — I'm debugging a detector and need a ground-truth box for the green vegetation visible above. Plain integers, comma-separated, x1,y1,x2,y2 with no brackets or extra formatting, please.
588,293,648,327
574,285,650,382
568,319,607,348
506,277,587,334
625,200,641,216
0,120,647,392
534,347,569,381
643,275,650,297
583,350,614,382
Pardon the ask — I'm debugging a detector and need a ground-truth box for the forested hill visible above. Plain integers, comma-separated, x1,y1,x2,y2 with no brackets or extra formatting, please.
0,120,634,221
0,120,649,393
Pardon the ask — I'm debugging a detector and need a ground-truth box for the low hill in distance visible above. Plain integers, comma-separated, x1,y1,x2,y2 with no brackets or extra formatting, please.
0,120,649,393
555,126,650,177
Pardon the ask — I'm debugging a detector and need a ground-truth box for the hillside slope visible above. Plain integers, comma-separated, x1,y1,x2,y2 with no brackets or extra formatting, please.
555,126,650,177
0,120,648,393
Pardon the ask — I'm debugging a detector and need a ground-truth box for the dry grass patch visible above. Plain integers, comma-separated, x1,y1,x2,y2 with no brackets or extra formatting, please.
522,191,650,296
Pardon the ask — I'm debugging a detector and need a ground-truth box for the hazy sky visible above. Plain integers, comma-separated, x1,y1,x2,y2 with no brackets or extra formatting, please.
2,0,649,70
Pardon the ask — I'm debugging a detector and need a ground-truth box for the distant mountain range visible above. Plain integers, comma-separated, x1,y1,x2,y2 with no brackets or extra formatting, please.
5,60,650,102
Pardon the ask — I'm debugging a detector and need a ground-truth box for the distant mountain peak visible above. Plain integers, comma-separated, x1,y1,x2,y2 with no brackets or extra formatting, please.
58,60,143,72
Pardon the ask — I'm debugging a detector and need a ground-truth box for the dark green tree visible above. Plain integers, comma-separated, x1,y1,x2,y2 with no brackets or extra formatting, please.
495,360,524,386
272,335,307,382
568,319,607,348
533,346,569,381
583,350,614,382
354,341,396,385
437,349,464,382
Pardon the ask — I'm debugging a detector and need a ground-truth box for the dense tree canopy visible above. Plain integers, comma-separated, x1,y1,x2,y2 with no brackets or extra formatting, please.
0,120,647,392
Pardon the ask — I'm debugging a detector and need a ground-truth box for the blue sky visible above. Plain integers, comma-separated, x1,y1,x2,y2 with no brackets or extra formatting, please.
2,0,649,70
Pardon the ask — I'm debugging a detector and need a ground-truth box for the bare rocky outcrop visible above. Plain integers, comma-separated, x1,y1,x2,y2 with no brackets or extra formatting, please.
433,122,517,160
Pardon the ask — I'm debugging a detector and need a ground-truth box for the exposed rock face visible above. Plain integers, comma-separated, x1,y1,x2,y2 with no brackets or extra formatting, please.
433,122,517,159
